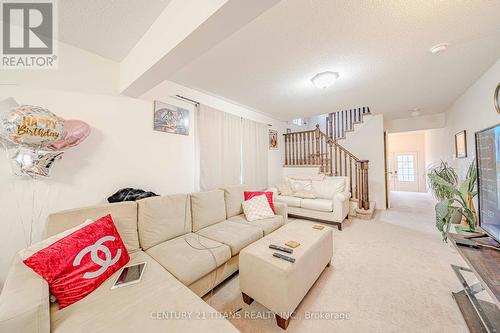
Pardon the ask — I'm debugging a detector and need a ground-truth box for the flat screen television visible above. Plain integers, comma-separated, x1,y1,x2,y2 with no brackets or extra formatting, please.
476,123,500,244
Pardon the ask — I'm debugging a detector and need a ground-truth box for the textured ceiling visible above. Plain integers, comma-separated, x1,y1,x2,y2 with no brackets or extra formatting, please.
59,0,172,61
169,0,500,120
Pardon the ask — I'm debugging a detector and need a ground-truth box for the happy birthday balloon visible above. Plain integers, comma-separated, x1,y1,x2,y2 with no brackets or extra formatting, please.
0,105,64,147
49,119,91,150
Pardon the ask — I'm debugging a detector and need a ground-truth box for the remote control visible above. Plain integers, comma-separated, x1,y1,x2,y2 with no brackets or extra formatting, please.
269,244,293,253
273,252,296,263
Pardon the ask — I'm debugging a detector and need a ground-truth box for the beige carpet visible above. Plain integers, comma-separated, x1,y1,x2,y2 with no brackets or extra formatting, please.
203,191,471,332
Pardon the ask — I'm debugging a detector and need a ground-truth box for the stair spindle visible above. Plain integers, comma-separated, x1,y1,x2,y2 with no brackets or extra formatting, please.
285,134,288,165
326,116,329,139
349,109,354,131
344,110,347,136
329,139,333,175
302,132,306,165
349,157,353,194
299,132,302,165
344,152,348,177
295,133,298,165
355,162,360,200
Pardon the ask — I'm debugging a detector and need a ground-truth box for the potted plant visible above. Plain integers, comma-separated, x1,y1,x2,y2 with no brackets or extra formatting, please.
427,160,477,242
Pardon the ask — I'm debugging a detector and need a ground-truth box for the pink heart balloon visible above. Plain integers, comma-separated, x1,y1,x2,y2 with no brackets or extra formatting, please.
49,119,91,150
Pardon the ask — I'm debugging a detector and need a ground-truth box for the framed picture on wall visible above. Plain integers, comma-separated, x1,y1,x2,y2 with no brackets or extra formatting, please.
153,101,189,135
269,129,278,150
455,130,467,158
286,128,291,133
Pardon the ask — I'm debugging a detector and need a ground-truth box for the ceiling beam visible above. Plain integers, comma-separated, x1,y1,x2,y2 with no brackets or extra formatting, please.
120,0,280,97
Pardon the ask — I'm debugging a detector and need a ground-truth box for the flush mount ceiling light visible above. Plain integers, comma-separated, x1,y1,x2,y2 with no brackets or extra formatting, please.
311,71,339,89
410,108,420,117
429,43,449,54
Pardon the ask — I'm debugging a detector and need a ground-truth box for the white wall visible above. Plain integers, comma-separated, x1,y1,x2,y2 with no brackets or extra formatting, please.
424,127,451,169
341,114,386,209
0,87,200,283
385,113,446,133
426,59,500,178
141,80,287,187
305,114,327,132
285,114,327,133
1,42,118,95
0,43,286,283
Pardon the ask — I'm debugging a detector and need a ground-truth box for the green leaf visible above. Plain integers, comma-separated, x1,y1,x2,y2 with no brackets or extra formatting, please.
427,161,458,200
459,179,471,199
429,160,477,242
466,160,477,192
435,199,451,233
429,174,462,198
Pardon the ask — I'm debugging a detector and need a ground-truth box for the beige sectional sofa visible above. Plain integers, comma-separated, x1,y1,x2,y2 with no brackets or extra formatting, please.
269,175,350,230
0,185,287,333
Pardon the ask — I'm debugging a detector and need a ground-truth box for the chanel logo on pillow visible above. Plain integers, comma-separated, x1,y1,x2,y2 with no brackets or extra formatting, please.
73,236,122,279
23,214,130,308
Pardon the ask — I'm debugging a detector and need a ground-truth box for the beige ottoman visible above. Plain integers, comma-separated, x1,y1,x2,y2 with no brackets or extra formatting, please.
239,220,333,329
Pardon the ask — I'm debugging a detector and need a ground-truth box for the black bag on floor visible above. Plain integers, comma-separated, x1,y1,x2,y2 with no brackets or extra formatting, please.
107,188,158,203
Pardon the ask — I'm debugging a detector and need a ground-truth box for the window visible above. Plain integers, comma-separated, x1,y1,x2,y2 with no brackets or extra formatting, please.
397,155,415,182
291,118,303,126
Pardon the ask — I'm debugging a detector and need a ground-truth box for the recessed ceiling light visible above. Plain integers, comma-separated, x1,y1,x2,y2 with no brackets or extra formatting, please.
311,71,339,89
429,43,449,54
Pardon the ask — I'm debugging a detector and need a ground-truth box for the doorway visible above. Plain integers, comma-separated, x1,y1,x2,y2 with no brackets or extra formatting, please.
385,131,428,208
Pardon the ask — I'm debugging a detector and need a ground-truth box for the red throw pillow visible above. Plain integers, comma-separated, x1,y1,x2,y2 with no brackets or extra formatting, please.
244,191,275,213
23,214,130,309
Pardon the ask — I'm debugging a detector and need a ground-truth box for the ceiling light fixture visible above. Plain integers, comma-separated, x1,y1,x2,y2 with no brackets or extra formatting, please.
429,43,449,55
311,71,339,89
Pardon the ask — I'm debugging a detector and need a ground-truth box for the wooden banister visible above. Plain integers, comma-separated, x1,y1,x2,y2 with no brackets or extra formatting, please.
358,160,370,210
327,106,371,141
283,125,370,210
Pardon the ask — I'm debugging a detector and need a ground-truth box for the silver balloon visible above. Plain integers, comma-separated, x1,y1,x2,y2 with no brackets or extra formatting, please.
9,147,64,178
0,104,64,147
0,97,18,112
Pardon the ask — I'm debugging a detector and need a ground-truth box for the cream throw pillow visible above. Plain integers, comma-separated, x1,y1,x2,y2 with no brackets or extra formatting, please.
276,182,294,196
312,177,346,199
286,178,312,192
242,194,275,221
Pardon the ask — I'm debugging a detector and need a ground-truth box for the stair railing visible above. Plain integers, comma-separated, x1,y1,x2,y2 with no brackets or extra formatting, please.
283,124,370,210
326,107,371,141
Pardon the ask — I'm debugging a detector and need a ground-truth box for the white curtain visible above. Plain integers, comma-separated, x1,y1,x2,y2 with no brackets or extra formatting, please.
198,104,242,191
242,118,268,189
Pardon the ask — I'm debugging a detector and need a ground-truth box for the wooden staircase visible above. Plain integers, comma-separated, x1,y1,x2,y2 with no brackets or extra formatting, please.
326,107,371,141
283,107,371,210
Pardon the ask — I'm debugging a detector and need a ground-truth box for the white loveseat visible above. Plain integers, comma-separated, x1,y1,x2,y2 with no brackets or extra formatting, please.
0,185,287,333
269,175,351,230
